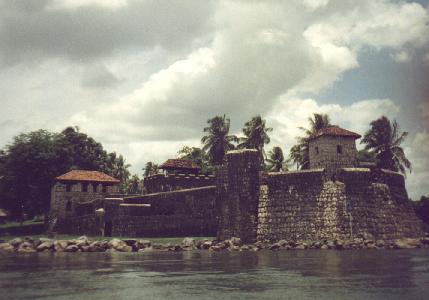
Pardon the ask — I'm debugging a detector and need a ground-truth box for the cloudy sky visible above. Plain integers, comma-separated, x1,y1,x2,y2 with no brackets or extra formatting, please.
0,0,428,198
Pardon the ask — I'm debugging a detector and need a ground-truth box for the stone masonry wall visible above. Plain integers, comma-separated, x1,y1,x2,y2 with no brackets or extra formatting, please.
144,173,215,194
110,186,217,237
257,167,424,242
217,149,260,243
309,136,358,177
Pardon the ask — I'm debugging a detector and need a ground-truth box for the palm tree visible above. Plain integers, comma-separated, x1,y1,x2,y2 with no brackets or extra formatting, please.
201,115,238,165
143,162,158,177
266,146,286,172
289,113,331,169
361,116,411,174
126,174,143,194
238,115,273,164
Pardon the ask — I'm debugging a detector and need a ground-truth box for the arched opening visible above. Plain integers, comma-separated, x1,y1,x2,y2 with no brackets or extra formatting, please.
337,145,343,154
315,146,319,155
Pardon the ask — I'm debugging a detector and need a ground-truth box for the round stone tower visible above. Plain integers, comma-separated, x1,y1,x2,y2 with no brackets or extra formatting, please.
308,125,361,178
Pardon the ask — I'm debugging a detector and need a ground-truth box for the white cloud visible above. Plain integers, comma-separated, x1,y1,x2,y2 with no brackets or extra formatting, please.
0,0,428,196
266,96,400,152
423,53,429,65
48,0,128,10
405,131,429,198
391,50,411,63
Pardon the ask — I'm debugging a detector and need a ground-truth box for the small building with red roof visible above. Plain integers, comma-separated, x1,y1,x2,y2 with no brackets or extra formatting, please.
309,125,361,177
159,159,200,175
50,170,120,225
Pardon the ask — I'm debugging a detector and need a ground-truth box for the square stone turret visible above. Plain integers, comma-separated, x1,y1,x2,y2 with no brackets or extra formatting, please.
308,125,361,178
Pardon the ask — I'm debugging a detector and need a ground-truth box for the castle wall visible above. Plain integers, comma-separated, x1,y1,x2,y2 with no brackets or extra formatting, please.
51,182,118,232
144,173,215,193
216,149,260,243
309,136,358,177
257,168,424,242
109,186,217,237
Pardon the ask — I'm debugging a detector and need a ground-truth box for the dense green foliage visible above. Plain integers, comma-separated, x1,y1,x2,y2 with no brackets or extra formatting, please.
201,115,238,165
361,116,411,174
177,146,213,174
289,113,331,170
238,115,272,164
0,127,132,219
265,146,286,172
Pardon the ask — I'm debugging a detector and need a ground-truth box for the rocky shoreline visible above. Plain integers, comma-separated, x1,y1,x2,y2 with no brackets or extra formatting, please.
1,236,429,253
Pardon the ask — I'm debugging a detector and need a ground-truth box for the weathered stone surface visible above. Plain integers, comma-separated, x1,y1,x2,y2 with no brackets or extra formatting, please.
37,241,54,251
64,245,79,252
217,150,260,243
9,238,23,247
182,237,195,248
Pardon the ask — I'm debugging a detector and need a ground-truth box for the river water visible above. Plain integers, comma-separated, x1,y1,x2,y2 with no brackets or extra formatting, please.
0,249,428,300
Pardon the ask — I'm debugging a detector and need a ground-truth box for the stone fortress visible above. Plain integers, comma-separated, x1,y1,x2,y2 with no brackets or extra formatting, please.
50,125,424,242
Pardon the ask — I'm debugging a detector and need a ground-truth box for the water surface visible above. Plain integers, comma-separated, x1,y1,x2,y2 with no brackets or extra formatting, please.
1,249,428,299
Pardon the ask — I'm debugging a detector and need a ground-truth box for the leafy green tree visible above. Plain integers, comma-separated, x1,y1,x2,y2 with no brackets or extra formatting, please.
110,154,131,193
361,116,411,174
143,161,159,177
177,146,213,174
0,127,129,219
0,130,61,219
201,115,238,165
357,149,377,163
238,115,272,164
265,146,286,172
289,113,331,169
55,126,110,172
125,174,143,194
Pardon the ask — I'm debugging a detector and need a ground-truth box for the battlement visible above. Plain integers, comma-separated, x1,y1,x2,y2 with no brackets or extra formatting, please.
144,173,215,193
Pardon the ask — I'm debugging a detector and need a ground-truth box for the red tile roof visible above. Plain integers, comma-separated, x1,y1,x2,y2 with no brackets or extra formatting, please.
160,159,200,171
312,125,361,139
56,170,120,183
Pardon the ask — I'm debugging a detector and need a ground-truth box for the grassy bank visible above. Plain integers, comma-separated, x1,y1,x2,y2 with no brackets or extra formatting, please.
0,234,214,245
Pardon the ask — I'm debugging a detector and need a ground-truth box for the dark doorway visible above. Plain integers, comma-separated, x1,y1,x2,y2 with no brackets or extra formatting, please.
104,221,112,237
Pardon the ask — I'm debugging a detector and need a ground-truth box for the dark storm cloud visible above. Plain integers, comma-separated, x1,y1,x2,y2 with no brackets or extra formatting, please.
0,0,215,67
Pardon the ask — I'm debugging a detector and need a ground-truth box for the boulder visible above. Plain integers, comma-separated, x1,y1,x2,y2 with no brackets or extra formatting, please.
123,239,137,247
240,245,250,251
0,243,15,252
269,243,281,250
209,245,222,251
87,245,105,252
137,240,151,248
375,240,386,248
420,237,429,245
393,239,415,249
201,241,212,250
64,245,79,252
229,237,243,247
182,237,196,248
295,244,306,250
278,240,288,247
36,241,54,252
9,238,23,248
320,244,329,250
108,238,127,250
173,245,183,251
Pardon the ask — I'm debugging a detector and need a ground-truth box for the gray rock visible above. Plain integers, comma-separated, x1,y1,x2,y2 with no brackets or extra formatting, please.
229,237,242,247
201,241,212,250
269,243,280,250
182,237,196,248
137,240,152,248
36,241,54,251
278,240,288,247
64,245,79,252
123,239,137,246
421,237,429,245
0,243,15,252
9,238,23,247
209,245,222,251
240,245,250,251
